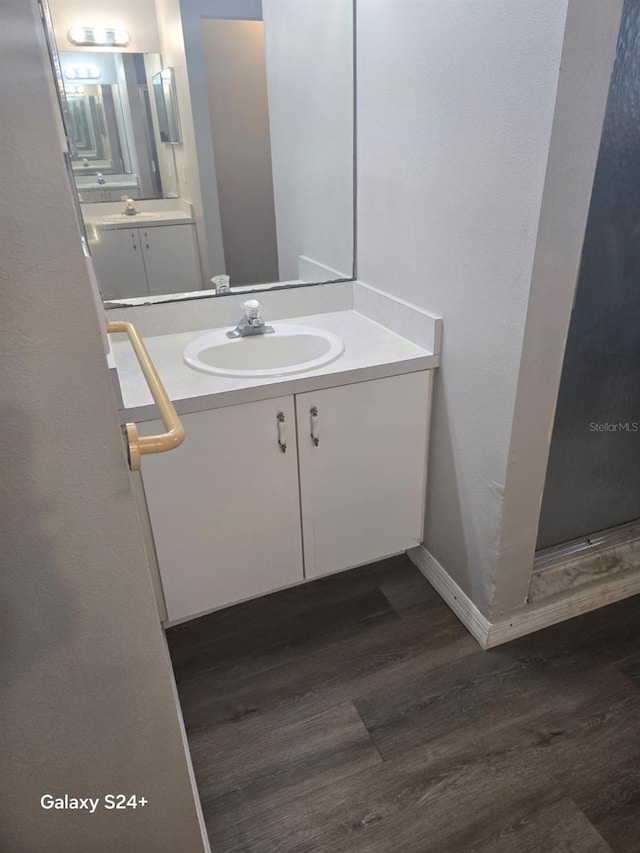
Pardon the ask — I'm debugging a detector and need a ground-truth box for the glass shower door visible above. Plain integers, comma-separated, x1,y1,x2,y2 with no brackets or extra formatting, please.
537,0,640,549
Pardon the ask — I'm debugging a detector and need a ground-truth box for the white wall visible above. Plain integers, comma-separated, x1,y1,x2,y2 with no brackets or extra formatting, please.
357,0,570,614
0,2,207,849
59,49,118,82
48,0,160,54
145,52,179,198
263,0,354,281
357,0,622,618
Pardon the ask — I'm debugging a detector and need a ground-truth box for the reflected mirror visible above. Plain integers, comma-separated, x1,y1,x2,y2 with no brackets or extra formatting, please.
152,68,181,144
46,0,354,305
61,50,170,202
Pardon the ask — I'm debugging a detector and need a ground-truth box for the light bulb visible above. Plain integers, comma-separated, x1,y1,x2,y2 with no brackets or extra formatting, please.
68,25,86,45
113,27,129,46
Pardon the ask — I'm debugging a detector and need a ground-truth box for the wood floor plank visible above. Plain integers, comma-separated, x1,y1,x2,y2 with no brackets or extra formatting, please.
354,648,523,756
378,567,442,615
204,672,633,853
177,605,476,733
356,596,640,759
467,797,614,853
618,652,640,690
189,701,382,804
542,689,640,852
169,587,396,683
581,767,640,853
168,556,412,671
167,558,640,853
204,727,566,853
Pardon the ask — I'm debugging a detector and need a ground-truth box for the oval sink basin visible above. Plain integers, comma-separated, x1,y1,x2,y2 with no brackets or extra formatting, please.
183,323,345,378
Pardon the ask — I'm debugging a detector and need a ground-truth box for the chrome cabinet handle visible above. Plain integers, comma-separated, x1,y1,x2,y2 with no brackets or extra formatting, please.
277,411,287,453
310,406,319,446
131,232,137,251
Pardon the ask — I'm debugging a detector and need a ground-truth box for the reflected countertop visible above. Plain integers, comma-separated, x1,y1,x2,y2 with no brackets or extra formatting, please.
87,210,194,229
82,199,195,230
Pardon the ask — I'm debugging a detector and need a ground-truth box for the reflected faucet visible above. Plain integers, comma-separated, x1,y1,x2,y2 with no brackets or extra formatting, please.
227,300,274,338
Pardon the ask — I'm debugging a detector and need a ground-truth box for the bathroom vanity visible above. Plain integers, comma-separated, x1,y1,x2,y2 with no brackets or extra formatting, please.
84,202,201,300
49,0,440,626
111,303,440,624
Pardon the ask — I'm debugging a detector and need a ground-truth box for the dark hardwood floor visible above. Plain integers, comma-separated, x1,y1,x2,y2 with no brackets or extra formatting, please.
167,555,640,852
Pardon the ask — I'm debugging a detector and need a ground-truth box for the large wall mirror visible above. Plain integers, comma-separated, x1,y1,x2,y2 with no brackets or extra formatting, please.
46,0,355,306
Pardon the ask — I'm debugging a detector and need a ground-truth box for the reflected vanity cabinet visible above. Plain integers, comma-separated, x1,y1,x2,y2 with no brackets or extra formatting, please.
90,223,201,300
140,371,432,624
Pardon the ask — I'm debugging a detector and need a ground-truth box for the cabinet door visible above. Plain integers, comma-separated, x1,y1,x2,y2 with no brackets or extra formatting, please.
141,224,201,295
140,397,303,622
90,228,149,300
296,372,432,579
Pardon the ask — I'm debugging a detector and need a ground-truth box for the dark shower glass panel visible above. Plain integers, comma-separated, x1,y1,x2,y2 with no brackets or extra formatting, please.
537,0,640,549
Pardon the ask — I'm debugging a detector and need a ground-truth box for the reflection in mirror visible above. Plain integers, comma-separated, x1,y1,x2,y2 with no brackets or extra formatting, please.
67,86,110,161
61,50,169,201
46,0,354,304
152,68,181,144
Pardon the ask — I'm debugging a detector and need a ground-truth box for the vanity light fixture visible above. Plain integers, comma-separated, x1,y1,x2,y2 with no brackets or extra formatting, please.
64,65,101,80
68,24,130,48
65,84,85,94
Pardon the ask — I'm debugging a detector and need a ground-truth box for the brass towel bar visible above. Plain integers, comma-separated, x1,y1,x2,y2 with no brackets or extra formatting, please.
107,321,185,471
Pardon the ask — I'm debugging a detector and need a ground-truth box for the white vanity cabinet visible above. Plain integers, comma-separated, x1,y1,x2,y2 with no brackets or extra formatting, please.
139,224,201,295
91,223,201,300
296,371,432,579
141,371,432,623
90,228,149,299
140,396,304,623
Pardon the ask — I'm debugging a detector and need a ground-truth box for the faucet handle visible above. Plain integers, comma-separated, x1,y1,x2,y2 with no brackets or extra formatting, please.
244,299,262,320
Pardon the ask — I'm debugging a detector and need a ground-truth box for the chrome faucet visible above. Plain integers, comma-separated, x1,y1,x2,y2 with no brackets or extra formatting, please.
227,300,274,338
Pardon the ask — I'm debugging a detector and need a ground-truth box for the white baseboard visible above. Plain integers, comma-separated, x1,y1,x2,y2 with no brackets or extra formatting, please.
408,544,640,649
407,546,492,648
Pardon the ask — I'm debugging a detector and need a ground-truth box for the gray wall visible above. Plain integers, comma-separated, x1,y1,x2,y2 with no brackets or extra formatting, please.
0,2,207,850
172,0,264,284
155,0,224,285
201,18,279,285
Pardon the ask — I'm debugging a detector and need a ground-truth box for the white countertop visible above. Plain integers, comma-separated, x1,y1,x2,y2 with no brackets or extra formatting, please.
111,310,439,423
